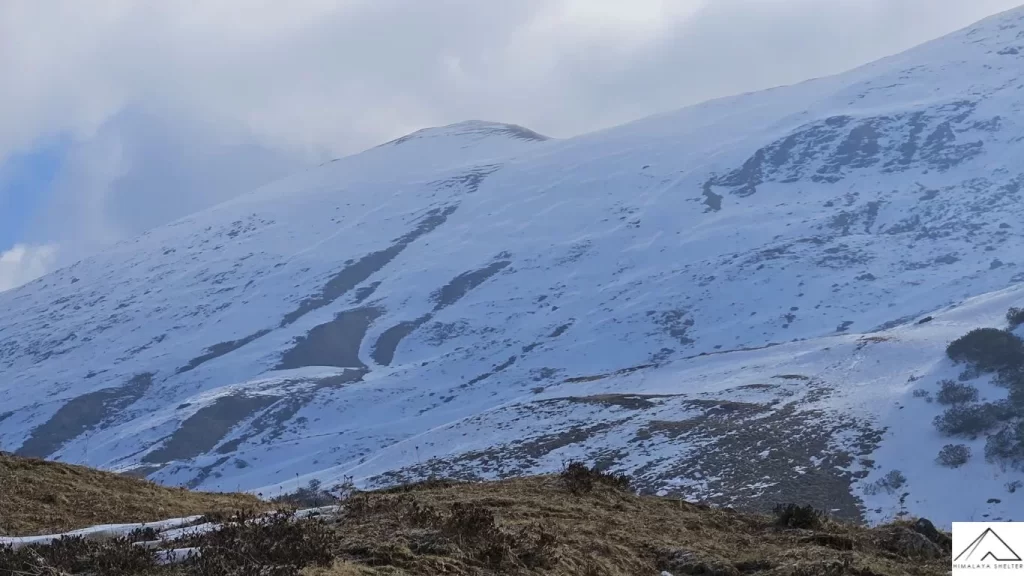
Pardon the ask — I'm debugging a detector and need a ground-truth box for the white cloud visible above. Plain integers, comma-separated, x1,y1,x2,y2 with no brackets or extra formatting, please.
1,0,1022,272
0,243,58,292
3,0,1020,159
25,110,307,264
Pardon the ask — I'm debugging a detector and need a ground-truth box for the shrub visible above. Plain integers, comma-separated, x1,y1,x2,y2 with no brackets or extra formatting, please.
560,461,632,495
1009,385,1024,410
1008,307,1024,330
184,510,334,574
271,478,344,508
984,422,1024,465
959,367,981,381
936,444,971,468
946,328,1024,373
862,469,908,496
933,403,1006,438
436,503,558,569
773,503,824,529
935,380,979,405
363,496,558,570
999,367,1024,393
878,469,907,492
443,502,502,544
0,535,156,576
912,388,931,399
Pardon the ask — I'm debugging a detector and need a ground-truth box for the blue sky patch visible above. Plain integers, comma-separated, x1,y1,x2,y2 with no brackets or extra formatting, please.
0,137,70,252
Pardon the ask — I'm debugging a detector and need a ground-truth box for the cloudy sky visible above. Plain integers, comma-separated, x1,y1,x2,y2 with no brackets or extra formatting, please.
1,0,1022,292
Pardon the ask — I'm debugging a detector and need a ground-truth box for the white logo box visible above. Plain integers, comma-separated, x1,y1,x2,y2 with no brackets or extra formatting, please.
953,522,1024,575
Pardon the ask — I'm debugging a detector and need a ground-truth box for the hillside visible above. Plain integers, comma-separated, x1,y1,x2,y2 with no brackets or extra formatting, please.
2,6,1024,529
0,451,267,536
0,456,951,575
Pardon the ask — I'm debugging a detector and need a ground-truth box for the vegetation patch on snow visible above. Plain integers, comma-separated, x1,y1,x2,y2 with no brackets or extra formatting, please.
932,308,1024,469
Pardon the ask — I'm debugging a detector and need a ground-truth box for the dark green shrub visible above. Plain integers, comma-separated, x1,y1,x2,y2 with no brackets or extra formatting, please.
999,367,1024,393
935,380,979,405
184,510,334,574
878,470,907,492
271,478,341,508
933,403,1007,438
1008,307,1024,330
0,536,156,576
560,461,632,495
1008,384,1024,410
936,444,971,468
773,503,824,529
984,422,1024,466
946,328,1024,373
959,367,981,381
861,469,909,497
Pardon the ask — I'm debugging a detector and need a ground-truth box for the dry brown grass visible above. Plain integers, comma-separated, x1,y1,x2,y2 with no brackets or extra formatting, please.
0,452,269,536
301,561,389,575
326,475,949,575
1,454,950,575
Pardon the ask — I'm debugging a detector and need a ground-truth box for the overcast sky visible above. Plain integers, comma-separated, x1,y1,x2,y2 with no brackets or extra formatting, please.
1,0,1022,291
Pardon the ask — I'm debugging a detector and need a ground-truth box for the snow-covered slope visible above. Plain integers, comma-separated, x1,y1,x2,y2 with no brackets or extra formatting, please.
4,8,1024,527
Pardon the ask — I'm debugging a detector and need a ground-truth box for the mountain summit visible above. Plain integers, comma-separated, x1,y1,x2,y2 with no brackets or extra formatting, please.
3,7,1024,527
380,120,550,147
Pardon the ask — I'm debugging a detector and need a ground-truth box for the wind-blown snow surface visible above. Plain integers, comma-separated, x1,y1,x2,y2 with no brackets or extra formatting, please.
4,10,1024,527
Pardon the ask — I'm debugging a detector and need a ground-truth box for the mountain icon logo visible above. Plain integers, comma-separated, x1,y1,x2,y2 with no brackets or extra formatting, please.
955,528,1023,563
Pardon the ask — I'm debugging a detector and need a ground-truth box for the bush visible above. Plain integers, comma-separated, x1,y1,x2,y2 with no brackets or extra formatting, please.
1008,384,1024,410
935,380,979,405
936,444,971,468
933,403,1006,438
984,422,1024,465
0,535,156,576
346,495,558,570
862,469,909,496
1008,307,1024,330
773,503,824,529
185,510,334,574
959,367,981,381
999,367,1024,392
560,461,632,495
271,478,346,508
946,328,1024,373
437,503,558,569
272,477,331,504
0,511,338,575
878,470,907,492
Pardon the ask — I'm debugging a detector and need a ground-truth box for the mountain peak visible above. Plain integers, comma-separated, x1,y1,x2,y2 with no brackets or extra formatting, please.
381,120,550,148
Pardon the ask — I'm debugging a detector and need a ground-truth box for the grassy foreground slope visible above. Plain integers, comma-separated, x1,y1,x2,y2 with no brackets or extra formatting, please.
0,451,267,535
311,474,950,576
1,456,949,575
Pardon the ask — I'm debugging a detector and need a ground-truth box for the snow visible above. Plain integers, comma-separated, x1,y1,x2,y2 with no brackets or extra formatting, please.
0,506,341,551
155,548,199,565
2,5,1024,529
0,516,203,549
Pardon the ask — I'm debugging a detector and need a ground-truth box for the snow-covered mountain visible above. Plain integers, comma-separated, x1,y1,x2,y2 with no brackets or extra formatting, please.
4,8,1024,527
